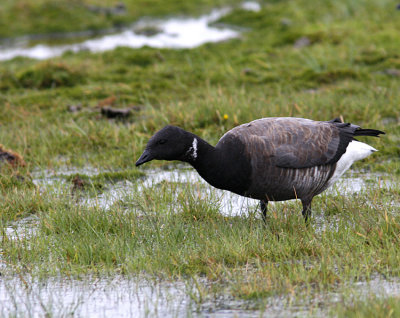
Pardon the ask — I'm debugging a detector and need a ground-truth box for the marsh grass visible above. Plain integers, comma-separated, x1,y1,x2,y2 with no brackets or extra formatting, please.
1,0,400,315
0,171,46,223
0,168,399,316
2,175,399,291
333,296,400,318
0,0,242,38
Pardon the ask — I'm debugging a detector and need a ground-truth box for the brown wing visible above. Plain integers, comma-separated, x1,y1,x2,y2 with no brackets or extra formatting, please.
218,117,356,169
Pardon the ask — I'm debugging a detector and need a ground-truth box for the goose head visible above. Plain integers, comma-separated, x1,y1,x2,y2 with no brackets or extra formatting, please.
136,125,198,166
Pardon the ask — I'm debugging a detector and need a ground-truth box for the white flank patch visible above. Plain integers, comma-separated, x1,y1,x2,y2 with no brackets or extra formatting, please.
192,138,198,159
328,140,377,187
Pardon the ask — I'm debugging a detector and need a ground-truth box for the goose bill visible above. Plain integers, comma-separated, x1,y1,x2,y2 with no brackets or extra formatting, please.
135,149,153,166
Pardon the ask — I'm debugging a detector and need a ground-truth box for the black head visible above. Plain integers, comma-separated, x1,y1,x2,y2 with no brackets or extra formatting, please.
135,125,197,166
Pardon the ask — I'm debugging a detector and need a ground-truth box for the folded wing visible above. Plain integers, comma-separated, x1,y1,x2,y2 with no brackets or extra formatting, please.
220,117,364,169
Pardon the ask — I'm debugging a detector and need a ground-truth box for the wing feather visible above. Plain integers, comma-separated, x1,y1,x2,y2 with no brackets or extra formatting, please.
218,117,355,169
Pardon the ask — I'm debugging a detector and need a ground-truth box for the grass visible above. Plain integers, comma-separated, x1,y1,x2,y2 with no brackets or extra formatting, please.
1,173,400,316
0,0,240,38
0,0,400,316
2,176,400,281
333,296,400,318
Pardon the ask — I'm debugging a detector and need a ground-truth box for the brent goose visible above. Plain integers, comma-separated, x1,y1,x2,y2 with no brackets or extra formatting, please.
136,117,384,221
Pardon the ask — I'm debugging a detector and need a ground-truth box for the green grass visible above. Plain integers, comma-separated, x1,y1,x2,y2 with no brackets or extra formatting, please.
1,0,398,170
333,296,400,318
2,177,400,285
0,0,240,38
0,0,400,316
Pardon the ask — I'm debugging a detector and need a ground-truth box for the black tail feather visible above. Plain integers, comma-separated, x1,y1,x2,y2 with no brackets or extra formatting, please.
354,128,385,137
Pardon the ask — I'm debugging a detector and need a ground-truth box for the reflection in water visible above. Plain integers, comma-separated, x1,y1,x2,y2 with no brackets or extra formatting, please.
1,274,400,317
0,276,193,317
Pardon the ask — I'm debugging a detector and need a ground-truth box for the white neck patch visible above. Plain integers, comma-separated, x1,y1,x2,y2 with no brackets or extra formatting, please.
185,138,198,160
191,138,198,159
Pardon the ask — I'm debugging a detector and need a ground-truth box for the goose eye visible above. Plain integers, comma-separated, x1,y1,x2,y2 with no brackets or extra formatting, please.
158,139,167,145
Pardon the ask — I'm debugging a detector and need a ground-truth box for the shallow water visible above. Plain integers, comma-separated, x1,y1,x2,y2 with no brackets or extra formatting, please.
0,3,258,61
241,1,262,11
22,166,396,247
0,276,192,318
31,166,396,216
0,274,399,317
1,167,398,316
86,168,396,215
137,168,260,216
4,215,39,242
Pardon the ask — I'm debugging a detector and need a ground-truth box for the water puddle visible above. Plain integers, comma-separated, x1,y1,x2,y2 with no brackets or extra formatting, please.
0,2,262,61
0,274,399,317
29,166,397,216
241,1,262,12
3,166,393,248
1,166,398,316
137,168,260,216
0,276,193,317
86,167,396,216
4,215,39,242
32,165,102,179
270,276,400,317
329,171,395,195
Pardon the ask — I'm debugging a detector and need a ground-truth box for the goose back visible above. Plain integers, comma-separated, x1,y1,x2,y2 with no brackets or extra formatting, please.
216,117,356,201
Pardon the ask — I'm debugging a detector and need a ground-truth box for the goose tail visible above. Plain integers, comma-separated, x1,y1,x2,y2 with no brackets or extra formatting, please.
354,128,385,138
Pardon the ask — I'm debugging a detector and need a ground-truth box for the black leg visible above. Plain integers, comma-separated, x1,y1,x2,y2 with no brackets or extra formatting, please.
260,200,268,222
301,198,312,223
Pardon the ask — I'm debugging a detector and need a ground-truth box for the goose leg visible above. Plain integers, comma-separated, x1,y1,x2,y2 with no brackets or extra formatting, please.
301,198,312,223
260,200,268,222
